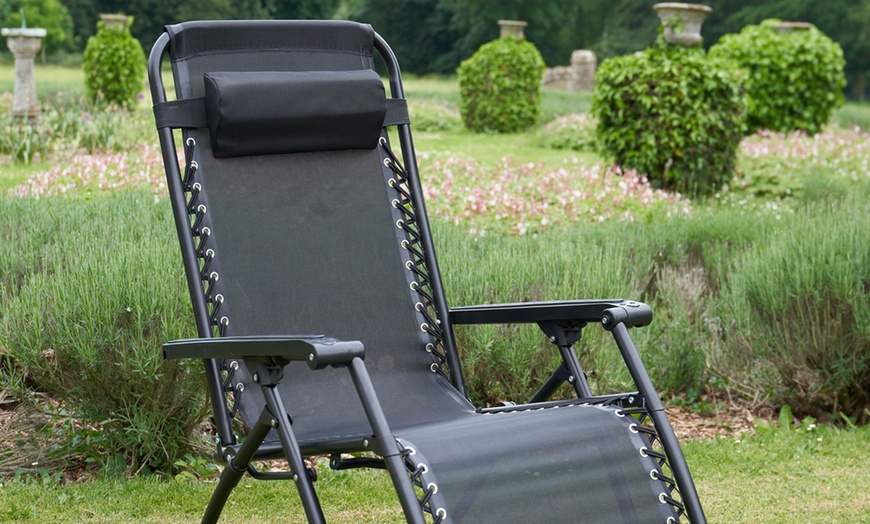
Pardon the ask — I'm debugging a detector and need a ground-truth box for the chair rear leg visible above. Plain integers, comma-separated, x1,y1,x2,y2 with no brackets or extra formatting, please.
202,409,275,524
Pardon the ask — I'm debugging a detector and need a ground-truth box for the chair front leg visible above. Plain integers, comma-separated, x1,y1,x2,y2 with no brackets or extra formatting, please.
347,357,427,524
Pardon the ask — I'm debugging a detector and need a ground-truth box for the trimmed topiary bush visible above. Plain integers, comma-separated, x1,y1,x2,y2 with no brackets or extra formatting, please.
457,36,546,133
592,42,747,196
83,16,146,109
709,19,846,135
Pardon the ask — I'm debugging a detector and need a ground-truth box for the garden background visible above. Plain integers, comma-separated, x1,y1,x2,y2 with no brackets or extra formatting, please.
0,0,869,522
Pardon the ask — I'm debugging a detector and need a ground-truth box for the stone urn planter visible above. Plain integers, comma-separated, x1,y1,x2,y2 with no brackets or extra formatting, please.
653,3,712,47
2,27,47,118
497,20,527,40
99,13,131,30
773,21,812,34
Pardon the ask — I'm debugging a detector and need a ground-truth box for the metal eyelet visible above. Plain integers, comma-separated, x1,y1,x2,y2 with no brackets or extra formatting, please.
205,248,215,258
392,199,401,208
659,493,668,504
427,483,438,494
629,424,639,434
384,158,391,167
430,363,439,373
425,343,435,353
236,383,245,393
186,137,196,147
209,272,219,282
639,447,649,457
436,508,447,520
214,294,224,303
650,470,658,480
220,316,229,326
229,361,239,370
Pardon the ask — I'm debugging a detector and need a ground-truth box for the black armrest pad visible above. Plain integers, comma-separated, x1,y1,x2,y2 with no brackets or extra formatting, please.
163,335,365,369
449,299,652,329
204,69,387,157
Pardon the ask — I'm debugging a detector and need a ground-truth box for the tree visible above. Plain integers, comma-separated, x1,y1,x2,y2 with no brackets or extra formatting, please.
1,0,76,53
273,0,339,19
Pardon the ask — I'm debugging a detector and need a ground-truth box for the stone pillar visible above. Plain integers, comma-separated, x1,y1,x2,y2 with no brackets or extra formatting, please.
570,50,597,91
652,3,712,47
498,20,528,40
2,28,47,118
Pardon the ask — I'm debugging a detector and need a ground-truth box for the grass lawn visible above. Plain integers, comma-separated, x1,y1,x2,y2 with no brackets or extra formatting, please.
1,423,867,523
0,64,85,99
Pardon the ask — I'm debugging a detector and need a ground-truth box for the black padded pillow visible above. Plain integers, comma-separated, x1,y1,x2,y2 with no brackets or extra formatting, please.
203,69,387,158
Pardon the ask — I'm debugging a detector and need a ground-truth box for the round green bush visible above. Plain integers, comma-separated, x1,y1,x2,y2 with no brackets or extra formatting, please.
592,43,747,196
83,16,146,110
457,37,546,133
709,20,846,135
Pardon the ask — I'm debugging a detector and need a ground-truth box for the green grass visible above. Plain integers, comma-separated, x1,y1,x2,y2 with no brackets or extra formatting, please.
833,101,870,130
685,421,870,523
0,467,403,523
0,64,85,99
0,161,50,192
1,423,867,523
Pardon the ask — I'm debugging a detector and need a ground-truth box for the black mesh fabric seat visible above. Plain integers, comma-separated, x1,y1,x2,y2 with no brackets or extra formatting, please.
148,20,707,524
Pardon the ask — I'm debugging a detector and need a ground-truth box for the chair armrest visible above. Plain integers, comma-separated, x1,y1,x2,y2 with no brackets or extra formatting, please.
163,335,365,370
449,299,652,330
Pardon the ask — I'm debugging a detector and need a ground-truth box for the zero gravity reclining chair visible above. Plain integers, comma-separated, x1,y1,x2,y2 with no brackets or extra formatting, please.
148,20,707,524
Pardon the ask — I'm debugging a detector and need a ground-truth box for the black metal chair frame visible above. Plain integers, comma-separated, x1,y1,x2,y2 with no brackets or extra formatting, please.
148,20,707,524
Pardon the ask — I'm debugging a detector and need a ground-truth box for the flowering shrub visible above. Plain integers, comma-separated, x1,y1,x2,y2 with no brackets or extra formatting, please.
717,127,870,206
0,93,153,164
11,143,165,198
409,100,462,132
537,113,598,152
419,156,691,235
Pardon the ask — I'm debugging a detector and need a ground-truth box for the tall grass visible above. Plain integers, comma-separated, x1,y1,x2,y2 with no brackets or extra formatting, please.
0,192,203,473
435,206,780,404
718,197,870,420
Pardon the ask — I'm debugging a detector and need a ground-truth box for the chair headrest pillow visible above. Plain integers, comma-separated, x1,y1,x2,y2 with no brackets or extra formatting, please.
204,69,387,158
